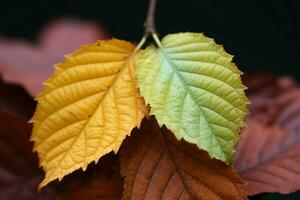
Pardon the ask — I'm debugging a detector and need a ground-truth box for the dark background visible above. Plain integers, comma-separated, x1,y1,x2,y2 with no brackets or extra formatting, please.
0,0,299,78
0,0,299,199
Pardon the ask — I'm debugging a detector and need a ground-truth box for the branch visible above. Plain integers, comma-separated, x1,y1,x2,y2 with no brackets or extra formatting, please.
144,0,157,36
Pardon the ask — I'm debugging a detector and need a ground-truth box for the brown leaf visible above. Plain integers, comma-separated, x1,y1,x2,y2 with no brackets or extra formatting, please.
244,74,300,123
0,108,123,200
234,120,300,195
0,70,122,199
0,78,35,119
0,18,108,96
55,154,123,200
120,119,247,200
275,92,300,133
242,73,275,94
0,109,55,200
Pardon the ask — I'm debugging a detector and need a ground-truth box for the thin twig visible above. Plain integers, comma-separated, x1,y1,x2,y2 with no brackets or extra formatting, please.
144,0,157,36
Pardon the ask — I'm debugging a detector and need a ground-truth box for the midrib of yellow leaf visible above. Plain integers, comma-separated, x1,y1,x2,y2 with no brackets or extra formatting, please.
60,53,133,160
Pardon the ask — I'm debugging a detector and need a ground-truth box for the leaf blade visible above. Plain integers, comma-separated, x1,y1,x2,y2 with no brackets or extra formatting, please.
0,109,56,199
235,120,300,195
120,118,247,200
55,154,122,200
137,33,249,164
31,39,147,188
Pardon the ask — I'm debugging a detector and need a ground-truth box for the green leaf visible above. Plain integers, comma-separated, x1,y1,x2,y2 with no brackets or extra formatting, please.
136,33,249,164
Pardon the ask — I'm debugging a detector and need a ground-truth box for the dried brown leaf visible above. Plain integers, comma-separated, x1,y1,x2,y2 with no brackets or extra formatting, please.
0,78,35,119
275,92,300,133
244,74,300,124
234,120,300,195
0,108,123,200
55,154,122,200
0,109,55,200
120,119,247,200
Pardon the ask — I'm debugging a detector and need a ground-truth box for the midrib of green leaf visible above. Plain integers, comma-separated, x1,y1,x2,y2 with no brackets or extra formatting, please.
152,33,228,163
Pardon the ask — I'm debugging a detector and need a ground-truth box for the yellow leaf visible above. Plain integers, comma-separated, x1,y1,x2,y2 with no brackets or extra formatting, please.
30,39,147,188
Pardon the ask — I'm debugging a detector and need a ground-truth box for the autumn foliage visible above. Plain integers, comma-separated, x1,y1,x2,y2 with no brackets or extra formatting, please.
0,19,299,200
235,74,300,195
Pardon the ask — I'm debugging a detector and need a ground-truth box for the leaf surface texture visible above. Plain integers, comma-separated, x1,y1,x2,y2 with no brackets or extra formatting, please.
31,39,147,188
137,33,249,163
120,119,247,200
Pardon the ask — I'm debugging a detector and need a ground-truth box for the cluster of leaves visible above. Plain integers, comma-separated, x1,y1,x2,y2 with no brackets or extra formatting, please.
1,73,300,199
30,31,249,188
0,19,299,199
